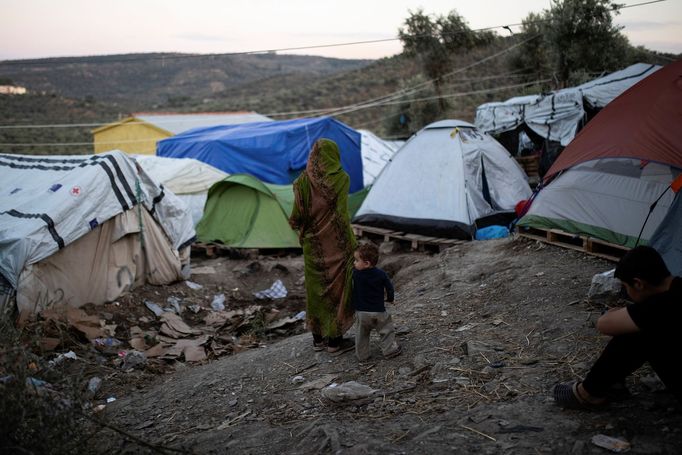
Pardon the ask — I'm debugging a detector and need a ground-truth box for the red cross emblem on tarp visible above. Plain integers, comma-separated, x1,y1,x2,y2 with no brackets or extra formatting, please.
70,186,82,197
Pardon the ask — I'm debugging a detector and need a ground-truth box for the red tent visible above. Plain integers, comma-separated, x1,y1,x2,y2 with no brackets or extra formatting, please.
545,60,682,180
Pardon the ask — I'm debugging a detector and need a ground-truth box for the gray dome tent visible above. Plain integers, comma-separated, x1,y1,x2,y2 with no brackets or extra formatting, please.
353,120,532,239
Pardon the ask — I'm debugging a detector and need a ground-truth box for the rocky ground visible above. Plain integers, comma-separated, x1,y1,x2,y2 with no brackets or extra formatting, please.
87,237,681,454
91,240,682,454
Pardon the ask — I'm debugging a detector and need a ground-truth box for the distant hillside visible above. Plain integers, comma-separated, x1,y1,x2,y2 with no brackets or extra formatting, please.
200,39,543,136
0,53,371,108
0,41,675,155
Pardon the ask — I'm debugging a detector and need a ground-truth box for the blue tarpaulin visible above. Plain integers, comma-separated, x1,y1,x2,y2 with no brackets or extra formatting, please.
156,116,364,192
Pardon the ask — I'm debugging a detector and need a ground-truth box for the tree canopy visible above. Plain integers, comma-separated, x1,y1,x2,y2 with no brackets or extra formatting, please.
512,0,632,87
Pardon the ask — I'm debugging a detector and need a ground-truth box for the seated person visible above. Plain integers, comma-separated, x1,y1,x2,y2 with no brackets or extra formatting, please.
553,246,681,408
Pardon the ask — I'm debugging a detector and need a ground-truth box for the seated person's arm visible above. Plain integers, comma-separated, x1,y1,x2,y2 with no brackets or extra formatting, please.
596,307,639,336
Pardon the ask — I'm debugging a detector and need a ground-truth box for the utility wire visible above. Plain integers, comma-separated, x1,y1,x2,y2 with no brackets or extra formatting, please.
0,46,537,130
0,78,549,148
324,34,540,118
0,0,666,67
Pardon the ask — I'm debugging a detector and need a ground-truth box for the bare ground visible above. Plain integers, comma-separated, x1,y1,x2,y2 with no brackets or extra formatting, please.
95,237,681,454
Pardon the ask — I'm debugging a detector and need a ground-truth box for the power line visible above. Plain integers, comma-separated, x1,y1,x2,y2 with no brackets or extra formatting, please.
0,0,666,67
0,0,668,142
0,78,549,148
324,35,541,118
0,54,537,130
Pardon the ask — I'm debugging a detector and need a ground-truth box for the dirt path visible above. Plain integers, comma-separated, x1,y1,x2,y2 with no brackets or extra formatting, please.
101,238,682,454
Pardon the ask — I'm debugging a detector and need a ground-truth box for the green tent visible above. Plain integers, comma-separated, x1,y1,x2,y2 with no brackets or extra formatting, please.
196,174,368,249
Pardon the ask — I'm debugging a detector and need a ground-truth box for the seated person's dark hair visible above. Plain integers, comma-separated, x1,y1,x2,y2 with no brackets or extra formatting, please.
614,246,670,286
356,243,379,266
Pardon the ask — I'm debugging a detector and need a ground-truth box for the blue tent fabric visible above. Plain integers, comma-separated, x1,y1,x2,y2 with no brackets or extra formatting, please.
475,225,510,240
156,116,364,192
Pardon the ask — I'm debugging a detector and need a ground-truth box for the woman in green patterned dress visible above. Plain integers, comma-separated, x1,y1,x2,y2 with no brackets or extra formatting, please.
289,139,357,354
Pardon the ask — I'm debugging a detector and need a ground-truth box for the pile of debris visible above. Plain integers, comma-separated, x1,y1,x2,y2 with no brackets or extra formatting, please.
9,272,306,413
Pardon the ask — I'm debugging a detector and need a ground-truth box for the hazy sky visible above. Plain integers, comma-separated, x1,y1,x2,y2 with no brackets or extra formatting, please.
1,0,680,61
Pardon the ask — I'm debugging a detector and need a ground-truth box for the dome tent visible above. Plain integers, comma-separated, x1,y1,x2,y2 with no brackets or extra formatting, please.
518,60,682,249
353,120,532,239
197,174,369,249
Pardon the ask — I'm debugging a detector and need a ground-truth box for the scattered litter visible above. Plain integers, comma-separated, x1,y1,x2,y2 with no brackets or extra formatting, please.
26,377,49,388
590,434,631,453
162,335,209,361
160,312,201,338
441,310,448,317
93,337,123,348
294,311,306,321
535,272,545,277
300,374,337,391
49,350,78,366
41,307,105,340
93,404,106,413
321,381,378,403
166,296,182,314
254,279,288,300
266,315,302,331
192,266,216,275
185,280,203,290
211,294,226,311
188,304,202,314
291,375,305,384
455,322,478,332
144,300,164,317
121,351,147,370
228,399,238,407
588,269,621,300
106,397,117,404
87,377,102,398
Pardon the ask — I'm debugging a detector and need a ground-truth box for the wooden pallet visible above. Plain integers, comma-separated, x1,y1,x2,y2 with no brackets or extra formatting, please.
191,242,220,257
518,226,630,262
515,155,540,177
352,224,464,252
515,155,541,188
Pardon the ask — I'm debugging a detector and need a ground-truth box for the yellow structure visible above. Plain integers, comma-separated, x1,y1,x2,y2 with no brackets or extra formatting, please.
92,112,272,155
92,117,167,154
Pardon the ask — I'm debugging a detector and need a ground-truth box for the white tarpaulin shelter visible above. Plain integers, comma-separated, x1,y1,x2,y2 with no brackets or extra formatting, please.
359,130,403,187
475,63,661,146
353,120,532,239
0,151,196,313
134,155,228,226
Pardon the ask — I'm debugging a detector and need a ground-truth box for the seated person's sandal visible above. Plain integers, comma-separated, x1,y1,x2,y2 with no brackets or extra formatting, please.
553,382,607,410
